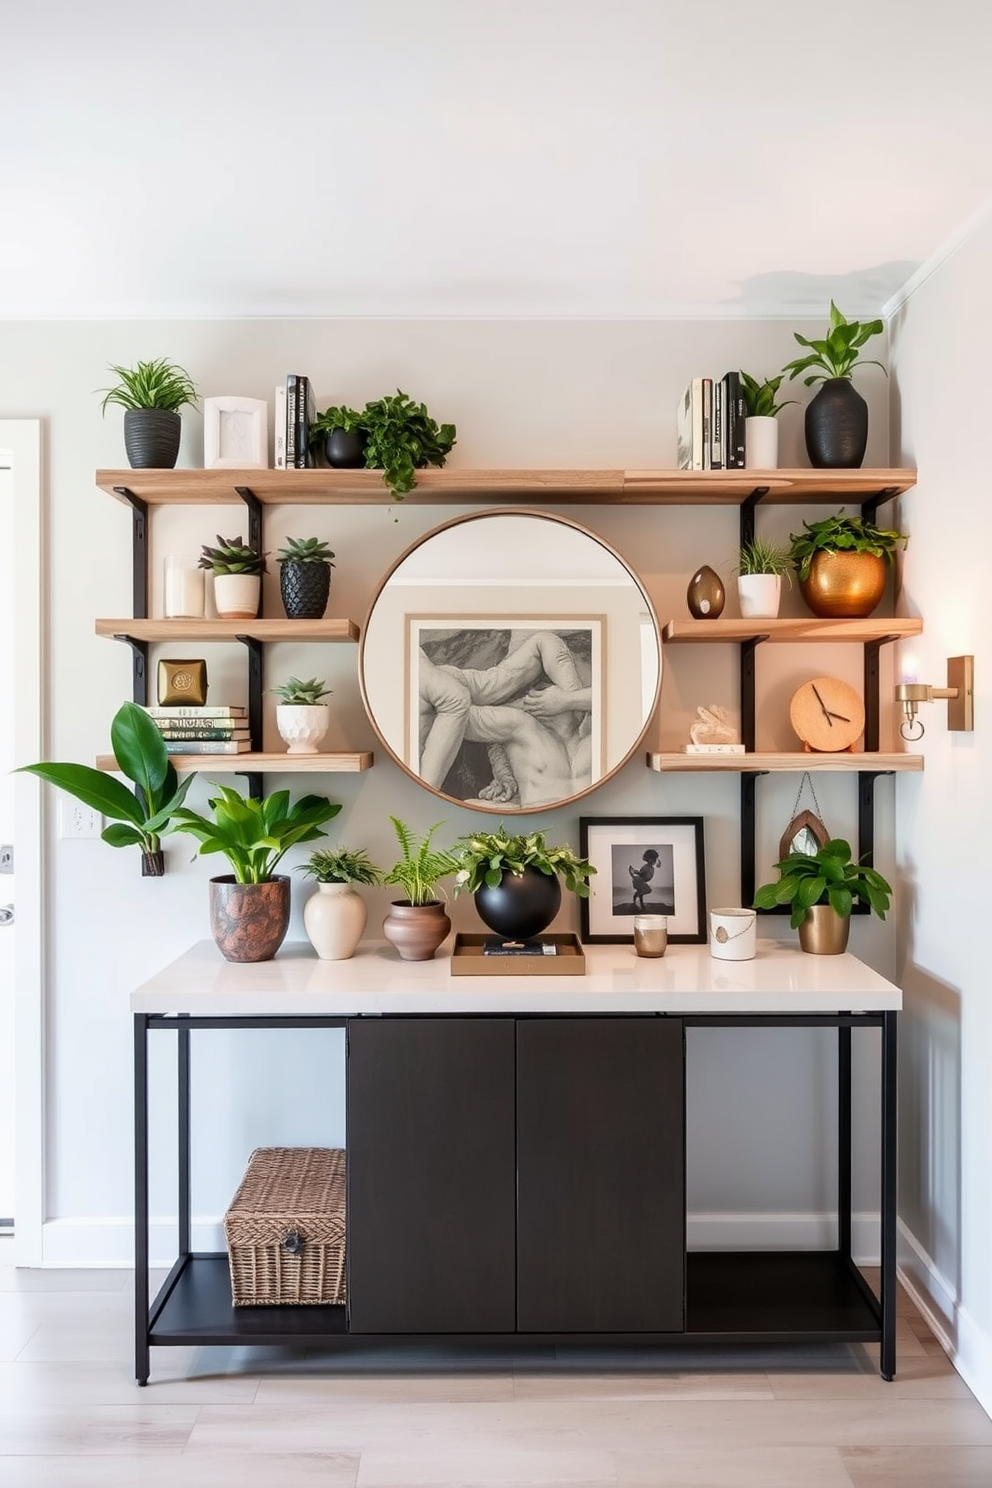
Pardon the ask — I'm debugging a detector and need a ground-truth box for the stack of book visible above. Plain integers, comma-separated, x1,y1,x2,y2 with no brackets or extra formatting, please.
676,373,747,471
273,373,316,470
143,705,252,754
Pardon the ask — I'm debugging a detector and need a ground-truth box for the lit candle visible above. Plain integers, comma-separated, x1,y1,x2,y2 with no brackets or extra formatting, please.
900,653,918,685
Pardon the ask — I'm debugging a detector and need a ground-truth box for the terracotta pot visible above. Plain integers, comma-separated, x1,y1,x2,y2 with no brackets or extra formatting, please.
382,901,450,961
799,550,887,618
304,882,368,960
209,875,291,962
798,904,851,955
474,867,561,940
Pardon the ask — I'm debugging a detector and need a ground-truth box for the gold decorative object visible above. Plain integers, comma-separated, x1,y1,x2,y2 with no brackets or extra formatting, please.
799,550,886,618
686,564,725,619
157,658,208,707
798,904,850,955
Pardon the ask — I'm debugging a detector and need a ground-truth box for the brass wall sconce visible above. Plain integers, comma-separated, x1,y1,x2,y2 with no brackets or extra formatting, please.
895,656,974,740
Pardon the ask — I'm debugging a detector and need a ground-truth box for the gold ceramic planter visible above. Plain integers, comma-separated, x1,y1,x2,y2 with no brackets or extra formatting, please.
799,550,887,618
797,904,851,955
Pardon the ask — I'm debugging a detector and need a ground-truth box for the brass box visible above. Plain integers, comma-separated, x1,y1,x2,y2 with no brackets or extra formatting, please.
157,658,208,707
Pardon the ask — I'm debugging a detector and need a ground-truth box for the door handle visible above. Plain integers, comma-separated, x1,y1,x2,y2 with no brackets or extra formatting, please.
0,905,13,926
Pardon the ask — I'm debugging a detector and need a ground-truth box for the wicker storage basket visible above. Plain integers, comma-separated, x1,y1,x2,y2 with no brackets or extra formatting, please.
223,1146,346,1307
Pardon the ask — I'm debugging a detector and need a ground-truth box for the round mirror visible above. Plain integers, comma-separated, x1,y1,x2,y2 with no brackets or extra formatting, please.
360,509,661,813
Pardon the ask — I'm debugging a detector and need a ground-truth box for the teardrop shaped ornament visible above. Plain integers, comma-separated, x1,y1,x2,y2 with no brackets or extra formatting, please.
687,564,726,619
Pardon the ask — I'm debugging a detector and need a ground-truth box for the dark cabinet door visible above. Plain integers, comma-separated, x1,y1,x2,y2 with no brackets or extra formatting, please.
347,1017,516,1334
516,1017,684,1332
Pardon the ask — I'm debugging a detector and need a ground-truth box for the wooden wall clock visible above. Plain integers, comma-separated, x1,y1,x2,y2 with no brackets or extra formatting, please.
789,676,865,752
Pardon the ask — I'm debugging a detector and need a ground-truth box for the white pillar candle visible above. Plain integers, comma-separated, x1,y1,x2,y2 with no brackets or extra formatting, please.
164,557,205,618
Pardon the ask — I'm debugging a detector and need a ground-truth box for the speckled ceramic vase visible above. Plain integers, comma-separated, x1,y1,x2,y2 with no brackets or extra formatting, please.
209,875,291,962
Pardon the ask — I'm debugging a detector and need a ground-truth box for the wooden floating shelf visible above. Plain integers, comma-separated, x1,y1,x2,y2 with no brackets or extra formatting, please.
95,618,360,642
97,752,373,775
646,751,923,773
96,467,917,508
662,618,924,645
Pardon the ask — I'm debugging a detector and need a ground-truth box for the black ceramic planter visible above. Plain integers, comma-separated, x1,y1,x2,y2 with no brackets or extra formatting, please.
123,409,181,469
474,867,562,940
324,428,367,469
280,559,331,619
804,379,868,468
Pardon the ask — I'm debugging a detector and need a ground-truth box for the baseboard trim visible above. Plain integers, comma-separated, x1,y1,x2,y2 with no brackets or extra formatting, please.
898,1220,992,1420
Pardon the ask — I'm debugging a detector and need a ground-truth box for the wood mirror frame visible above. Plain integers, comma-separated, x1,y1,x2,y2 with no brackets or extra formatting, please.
779,809,830,861
359,509,662,814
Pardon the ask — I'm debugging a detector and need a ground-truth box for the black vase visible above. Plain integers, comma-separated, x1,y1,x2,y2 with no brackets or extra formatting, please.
123,409,181,469
804,379,869,468
474,867,562,940
280,560,331,620
325,428,367,469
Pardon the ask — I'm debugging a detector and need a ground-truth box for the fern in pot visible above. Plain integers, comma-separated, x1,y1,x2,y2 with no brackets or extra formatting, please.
381,816,460,961
299,847,383,961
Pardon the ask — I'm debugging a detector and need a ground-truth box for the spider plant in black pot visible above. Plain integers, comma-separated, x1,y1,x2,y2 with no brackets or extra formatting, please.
98,356,198,470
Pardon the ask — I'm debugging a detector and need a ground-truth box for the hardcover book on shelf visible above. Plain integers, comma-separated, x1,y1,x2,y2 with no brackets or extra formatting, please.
143,705,247,719
722,371,746,469
285,374,299,469
273,384,286,469
701,378,713,470
153,726,251,742
295,374,316,469
163,739,252,755
676,378,704,471
711,379,723,470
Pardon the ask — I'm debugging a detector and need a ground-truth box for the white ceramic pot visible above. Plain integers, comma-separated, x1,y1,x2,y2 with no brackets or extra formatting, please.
276,703,330,754
744,416,779,470
213,572,260,620
304,882,368,960
737,573,783,619
709,907,757,961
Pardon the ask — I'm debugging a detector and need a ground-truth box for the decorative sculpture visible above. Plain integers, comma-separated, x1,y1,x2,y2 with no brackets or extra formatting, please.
689,704,739,747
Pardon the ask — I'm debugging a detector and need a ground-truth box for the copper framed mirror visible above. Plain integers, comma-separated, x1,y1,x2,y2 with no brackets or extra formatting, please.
359,509,662,813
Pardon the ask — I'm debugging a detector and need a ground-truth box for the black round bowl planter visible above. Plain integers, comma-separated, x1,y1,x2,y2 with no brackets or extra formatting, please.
324,428,367,469
280,560,331,620
123,409,182,470
804,379,869,468
474,866,562,941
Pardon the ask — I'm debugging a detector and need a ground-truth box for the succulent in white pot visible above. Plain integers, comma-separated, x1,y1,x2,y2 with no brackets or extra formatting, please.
740,371,796,471
271,676,331,754
299,847,384,960
733,537,793,619
198,535,267,619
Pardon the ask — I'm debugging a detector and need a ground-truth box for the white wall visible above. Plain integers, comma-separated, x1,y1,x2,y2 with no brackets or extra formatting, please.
888,217,992,1414
0,317,895,1265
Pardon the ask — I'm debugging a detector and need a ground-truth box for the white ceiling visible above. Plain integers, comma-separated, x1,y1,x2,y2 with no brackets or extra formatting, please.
4,0,992,320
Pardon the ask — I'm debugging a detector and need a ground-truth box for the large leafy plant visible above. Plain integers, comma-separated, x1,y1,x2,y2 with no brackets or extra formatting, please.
788,512,907,581
753,838,891,928
17,701,195,867
453,825,595,898
783,301,886,385
174,786,340,883
360,390,456,498
383,816,460,905
98,357,198,413
739,371,795,419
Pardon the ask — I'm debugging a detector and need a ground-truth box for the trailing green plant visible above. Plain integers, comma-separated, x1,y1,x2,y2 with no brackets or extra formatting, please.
733,536,793,583
782,301,886,385
753,837,891,928
359,389,456,499
97,357,198,414
453,824,595,898
739,371,796,419
300,847,384,886
309,404,366,443
17,701,195,862
198,535,268,575
270,676,331,706
383,816,460,905
276,536,335,566
788,512,907,582
173,785,340,883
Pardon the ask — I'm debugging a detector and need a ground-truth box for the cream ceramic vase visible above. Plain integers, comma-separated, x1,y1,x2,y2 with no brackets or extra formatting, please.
276,703,330,754
304,882,368,960
737,573,783,619
213,572,260,620
744,415,779,470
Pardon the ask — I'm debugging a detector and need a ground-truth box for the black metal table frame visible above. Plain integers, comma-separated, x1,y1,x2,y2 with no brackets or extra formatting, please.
134,1008,897,1385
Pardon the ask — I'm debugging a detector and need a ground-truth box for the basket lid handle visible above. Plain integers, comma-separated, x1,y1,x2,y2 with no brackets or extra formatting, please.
282,1229,304,1255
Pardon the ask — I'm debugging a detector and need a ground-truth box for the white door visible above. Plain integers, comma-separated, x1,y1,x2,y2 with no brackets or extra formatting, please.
0,463,14,1224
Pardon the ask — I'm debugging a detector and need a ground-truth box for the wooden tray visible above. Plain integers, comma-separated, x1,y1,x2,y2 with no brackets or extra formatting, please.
450,933,586,976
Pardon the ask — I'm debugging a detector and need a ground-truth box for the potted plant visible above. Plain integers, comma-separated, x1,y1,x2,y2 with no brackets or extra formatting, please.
733,536,793,620
381,816,460,960
270,676,332,754
788,511,907,618
453,825,595,940
782,301,886,468
276,536,335,620
360,389,457,499
299,847,384,961
173,785,340,961
753,836,891,955
739,371,795,471
17,700,195,877
198,535,268,619
309,404,367,469
98,357,198,470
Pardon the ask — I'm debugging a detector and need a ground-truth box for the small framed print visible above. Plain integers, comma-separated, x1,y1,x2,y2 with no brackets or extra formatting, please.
203,396,267,469
578,816,706,944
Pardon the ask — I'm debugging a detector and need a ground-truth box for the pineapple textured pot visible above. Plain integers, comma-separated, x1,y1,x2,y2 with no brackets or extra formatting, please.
280,559,331,620
276,703,330,755
304,882,368,960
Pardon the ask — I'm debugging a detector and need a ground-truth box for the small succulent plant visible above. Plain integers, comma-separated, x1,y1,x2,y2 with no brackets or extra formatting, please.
198,536,268,575
276,536,335,565
270,676,332,706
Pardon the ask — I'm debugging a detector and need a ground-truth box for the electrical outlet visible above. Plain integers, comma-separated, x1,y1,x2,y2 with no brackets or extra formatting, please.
58,800,103,839
0,845,12,874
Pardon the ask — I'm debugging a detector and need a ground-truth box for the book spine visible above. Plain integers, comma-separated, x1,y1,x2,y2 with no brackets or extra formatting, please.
163,740,252,755
154,728,250,741
723,371,746,468
711,380,723,470
273,384,286,469
285,375,298,469
295,374,312,469
701,378,713,470
143,706,247,718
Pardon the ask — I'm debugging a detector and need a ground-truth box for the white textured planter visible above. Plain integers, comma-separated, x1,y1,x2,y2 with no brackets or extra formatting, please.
213,572,260,619
737,573,783,619
744,416,779,470
276,703,330,754
304,882,368,960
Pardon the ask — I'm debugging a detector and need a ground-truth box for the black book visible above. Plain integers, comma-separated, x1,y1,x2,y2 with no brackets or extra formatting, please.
296,374,316,469
285,374,299,468
722,371,746,469
481,938,558,956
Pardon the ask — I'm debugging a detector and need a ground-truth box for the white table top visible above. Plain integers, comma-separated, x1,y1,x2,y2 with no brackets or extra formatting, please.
130,939,902,1016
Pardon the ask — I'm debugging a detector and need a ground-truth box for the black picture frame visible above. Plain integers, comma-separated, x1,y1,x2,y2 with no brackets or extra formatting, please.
578,816,706,944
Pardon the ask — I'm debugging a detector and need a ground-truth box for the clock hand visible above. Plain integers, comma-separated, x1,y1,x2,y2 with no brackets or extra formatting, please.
825,709,851,723
810,682,833,726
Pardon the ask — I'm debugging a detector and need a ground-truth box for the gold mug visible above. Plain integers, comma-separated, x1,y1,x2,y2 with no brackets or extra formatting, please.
633,914,668,958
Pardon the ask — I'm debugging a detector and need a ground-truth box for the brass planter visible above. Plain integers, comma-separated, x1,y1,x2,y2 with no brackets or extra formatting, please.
797,904,851,956
799,550,887,619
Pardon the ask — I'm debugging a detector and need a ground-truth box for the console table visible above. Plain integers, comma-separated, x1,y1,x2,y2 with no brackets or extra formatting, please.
132,939,899,1384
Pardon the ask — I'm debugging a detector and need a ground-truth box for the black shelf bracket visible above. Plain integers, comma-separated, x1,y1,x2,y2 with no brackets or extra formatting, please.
740,769,768,909
860,487,901,525
234,488,264,611
114,487,149,620
241,771,264,801
739,636,769,753
235,635,264,749
113,633,150,707
739,488,769,551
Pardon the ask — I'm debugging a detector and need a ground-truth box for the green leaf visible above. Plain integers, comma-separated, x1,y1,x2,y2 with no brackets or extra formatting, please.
101,822,146,848
797,875,826,910
18,762,144,825
110,702,169,803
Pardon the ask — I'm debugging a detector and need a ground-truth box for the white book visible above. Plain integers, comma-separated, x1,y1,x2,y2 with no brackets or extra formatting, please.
273,384,286,468
676,378,704,471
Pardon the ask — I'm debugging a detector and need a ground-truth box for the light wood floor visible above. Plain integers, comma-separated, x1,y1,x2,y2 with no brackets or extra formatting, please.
1,1239,990,1487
